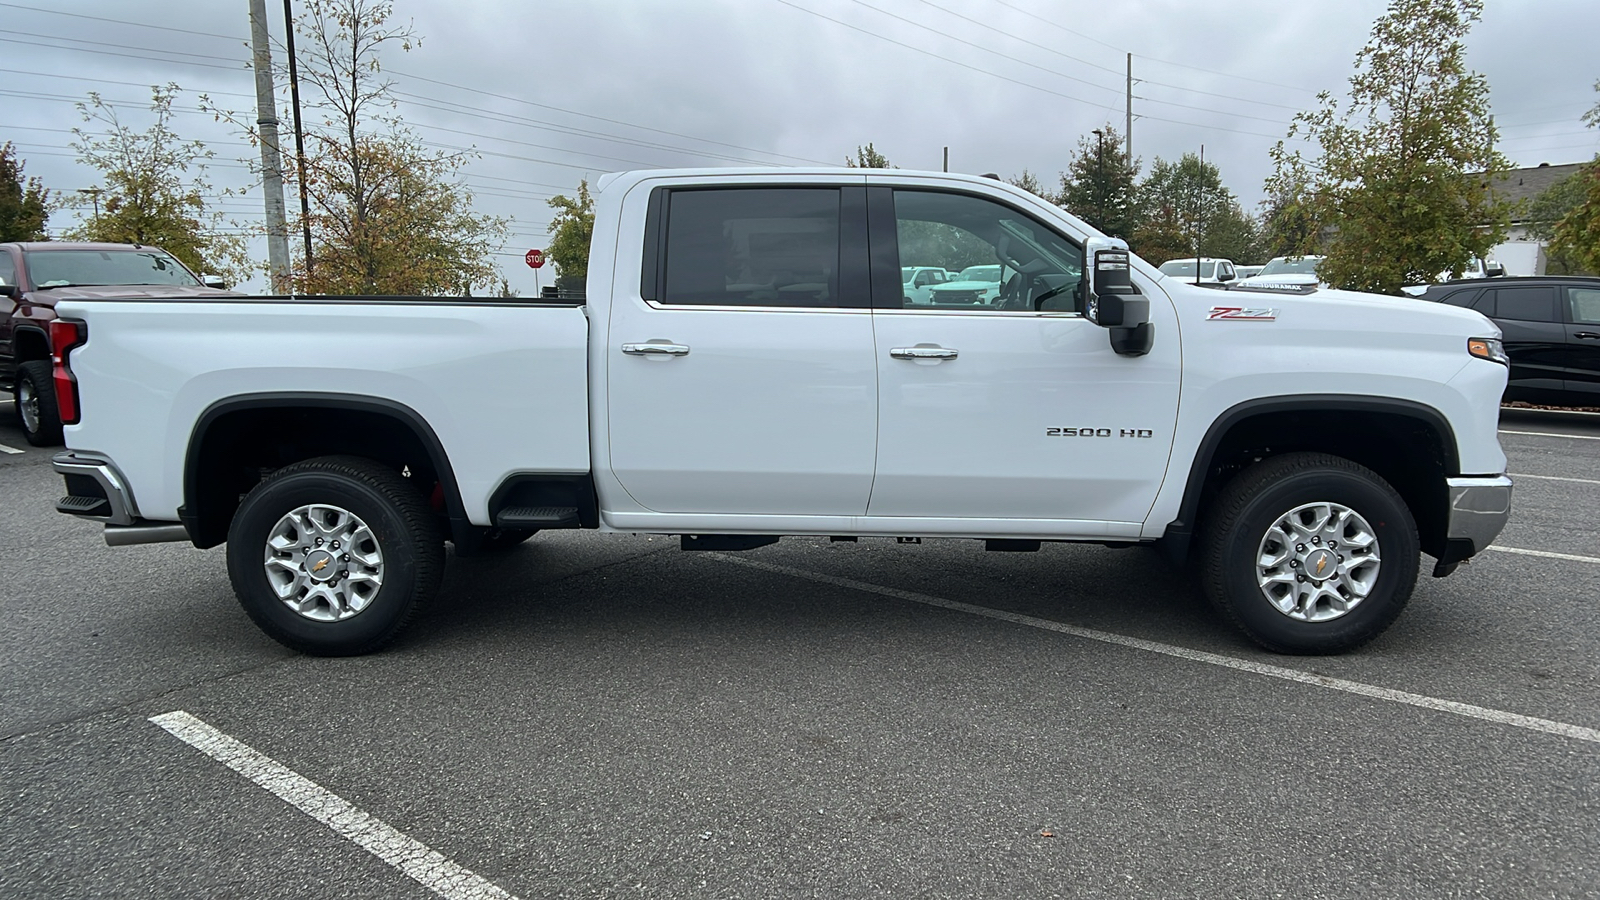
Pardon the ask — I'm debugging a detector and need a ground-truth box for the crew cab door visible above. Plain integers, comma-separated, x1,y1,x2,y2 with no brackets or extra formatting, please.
606,181,878,515
1564,284,1600,400
864,186,1181,526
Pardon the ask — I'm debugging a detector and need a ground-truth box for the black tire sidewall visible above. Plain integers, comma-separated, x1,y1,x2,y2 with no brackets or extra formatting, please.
227,467,430,655
1213,466,1419,654
17,359,63,446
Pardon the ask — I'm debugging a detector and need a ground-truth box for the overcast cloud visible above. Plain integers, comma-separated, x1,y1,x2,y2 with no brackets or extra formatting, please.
3,0,1596,294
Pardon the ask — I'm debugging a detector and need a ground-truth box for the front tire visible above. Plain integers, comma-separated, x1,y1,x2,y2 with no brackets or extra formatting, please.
16,359,63,446
226,456,444,656
1201,452,1419,654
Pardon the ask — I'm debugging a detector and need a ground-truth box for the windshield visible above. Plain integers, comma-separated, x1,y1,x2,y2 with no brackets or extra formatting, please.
1258,256,1321,276
955,265,1001,283
1159,260,1216,278
23,249,201,288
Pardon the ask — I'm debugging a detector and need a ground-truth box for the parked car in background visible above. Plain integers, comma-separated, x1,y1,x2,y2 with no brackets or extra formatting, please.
0,241,238,445
1236,255,1327,289
1157,257,1236,285
1415,275,1600,406
925,264,1003,305
901,266,951,304
1234,264,1264,280
1399,256,1506,297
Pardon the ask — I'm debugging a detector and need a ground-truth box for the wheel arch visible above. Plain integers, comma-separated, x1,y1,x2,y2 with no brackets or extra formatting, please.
13,325,49,362
1161,395,1460,565
182,393,468,549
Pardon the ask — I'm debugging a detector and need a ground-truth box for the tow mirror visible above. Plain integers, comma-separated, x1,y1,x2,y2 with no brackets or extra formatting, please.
1485,262,1505,278
0,284,17,299
201,274,228,289
1084,237,1153,357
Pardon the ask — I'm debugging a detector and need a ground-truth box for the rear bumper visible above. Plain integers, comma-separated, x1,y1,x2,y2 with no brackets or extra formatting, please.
1445,475,1513,555
53,451,192,546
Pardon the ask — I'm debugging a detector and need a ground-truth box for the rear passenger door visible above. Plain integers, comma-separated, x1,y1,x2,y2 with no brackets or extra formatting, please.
1476,285,1566,395
1564,284,1600,400
606,182,879,516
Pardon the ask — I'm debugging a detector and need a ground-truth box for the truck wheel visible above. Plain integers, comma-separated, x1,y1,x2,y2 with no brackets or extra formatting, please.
15,360,64,446
1200,452,1419,654
226,456,444,656
476,527,537,551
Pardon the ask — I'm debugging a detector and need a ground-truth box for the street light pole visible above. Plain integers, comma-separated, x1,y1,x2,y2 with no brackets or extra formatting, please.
1092,128,1105,234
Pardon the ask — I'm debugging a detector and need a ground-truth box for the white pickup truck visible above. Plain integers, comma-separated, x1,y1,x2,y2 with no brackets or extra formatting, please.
50,168,1513,657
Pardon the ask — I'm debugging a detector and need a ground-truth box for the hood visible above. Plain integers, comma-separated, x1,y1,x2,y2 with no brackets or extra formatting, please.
25,284,246,302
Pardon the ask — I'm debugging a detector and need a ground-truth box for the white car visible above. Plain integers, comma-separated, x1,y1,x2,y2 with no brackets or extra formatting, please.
1157,257,1237,285
1399,257,1506,297
901,266,951,304
925,264,1003,305
1234,265,1264,280
1236,255,1326,289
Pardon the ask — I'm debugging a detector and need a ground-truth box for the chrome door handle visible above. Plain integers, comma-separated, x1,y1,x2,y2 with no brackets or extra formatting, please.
1575,332,1600,340
622,342,690,356
889,347,958,360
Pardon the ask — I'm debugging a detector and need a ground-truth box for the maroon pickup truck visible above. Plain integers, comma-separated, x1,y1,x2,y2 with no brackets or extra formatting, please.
0,242,239,445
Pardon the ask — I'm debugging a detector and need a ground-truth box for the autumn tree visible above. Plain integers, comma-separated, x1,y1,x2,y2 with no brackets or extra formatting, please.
1132,153,1258,265
1548,81,1600,275
1055,125,1140,240
0,142,50,242
1267,0,1512,294
546,180,594,292
1007,170,1049,199
68,85,250,282
845,143,893,168
273,0,505,294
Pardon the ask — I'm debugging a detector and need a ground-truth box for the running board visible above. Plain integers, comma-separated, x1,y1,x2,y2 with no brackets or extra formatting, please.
493,505,580,529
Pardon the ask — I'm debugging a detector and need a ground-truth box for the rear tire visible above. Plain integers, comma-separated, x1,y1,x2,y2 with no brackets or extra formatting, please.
226,456,444,656
16,359,63,446
1200,452,1419,654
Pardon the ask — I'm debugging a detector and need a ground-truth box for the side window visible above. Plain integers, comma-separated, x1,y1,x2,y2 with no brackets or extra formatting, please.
1496,286,1559,323
1569,288,1600,325
662,188,840,308
0,251,14,285
892,190,1083,312
1472,291,1496,316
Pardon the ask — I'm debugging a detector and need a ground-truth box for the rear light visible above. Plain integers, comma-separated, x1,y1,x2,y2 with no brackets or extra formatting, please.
49,319,86,425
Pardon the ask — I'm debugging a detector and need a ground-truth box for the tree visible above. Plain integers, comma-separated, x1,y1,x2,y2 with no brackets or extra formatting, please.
1131,153,1257,265
1526,167,1595,275
1007,169,1048,199
68,85,250,282
1055,125,1140,240
1548,82,1600,275
1267,0,1512,294
265,0,505,294
546,180,594,292
0,142,50,242
1259,180,1319,260
845,143,893,168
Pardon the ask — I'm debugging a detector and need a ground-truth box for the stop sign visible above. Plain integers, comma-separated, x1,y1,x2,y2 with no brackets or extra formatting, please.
525,249,545,269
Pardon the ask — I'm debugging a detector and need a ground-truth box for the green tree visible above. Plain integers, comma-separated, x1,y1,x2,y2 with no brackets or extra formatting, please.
0,142,50,242
1131,153,1256,265
1548,82,1600,275
1526,167,1594,275
1259,180,1319,260
546,179,594,292
1267,0,1511,294
1007,169,1048,199
845,143,893,168
68,85,250,282
1056,125,1140,240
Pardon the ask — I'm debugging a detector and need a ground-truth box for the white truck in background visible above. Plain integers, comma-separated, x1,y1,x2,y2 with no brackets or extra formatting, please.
50,168,1512,657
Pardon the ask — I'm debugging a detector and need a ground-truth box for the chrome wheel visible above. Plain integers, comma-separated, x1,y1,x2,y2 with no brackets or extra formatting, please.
1255,501,1381,623
262,504,384,622
17,378,39,434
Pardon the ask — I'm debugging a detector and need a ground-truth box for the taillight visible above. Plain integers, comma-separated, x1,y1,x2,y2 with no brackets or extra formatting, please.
49,319,86,425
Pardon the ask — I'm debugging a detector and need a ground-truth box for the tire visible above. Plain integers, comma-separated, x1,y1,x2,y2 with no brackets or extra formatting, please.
475,527,537,551
15,359,63,446
1200,452,1419,654
226,455,444,656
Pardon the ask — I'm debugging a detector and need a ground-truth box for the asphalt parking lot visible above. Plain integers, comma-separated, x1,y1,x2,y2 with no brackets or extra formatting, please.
2,401,1598,899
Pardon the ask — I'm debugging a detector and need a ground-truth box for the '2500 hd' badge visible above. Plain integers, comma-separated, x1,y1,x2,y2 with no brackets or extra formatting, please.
1207,306,1279,321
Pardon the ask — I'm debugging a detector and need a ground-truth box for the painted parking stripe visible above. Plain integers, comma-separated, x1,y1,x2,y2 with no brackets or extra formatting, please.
1509,472,1600,486
709,554,1600,746
150,711,519,900
1499,429,1600,441
0,442,22,455
1488,545,1600,564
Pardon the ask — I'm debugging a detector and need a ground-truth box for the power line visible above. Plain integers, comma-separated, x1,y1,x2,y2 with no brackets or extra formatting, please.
0,2,242,43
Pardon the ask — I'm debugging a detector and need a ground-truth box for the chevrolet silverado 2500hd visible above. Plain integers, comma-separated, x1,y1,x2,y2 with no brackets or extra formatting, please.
49,168,1513,656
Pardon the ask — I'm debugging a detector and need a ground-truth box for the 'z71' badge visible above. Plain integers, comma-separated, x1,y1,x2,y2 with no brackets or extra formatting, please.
1207,306,1279,321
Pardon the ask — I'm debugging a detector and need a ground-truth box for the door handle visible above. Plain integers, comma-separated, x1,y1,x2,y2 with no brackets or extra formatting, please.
1575,332,1600,340
622,342,690,356
889,346,958,360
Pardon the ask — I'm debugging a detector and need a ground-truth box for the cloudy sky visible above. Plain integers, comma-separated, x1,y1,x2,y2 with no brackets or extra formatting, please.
4,0,1597,293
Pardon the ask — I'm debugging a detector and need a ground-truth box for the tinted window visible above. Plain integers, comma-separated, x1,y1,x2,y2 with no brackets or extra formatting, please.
893,190,1083,311
0,252,14,285
1495,286,1559,323
662,189,840,307
1432,288,1480,309
1472,291,1496,315
1569,287,1600,325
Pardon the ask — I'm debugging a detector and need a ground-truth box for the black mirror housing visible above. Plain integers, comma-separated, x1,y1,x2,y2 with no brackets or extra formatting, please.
0,284,17,299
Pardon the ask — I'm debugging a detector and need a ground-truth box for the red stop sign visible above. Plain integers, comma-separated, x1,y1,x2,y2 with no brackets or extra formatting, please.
525,249,545,269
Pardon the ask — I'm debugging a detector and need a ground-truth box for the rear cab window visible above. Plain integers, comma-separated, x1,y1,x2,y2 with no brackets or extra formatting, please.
655,188,850,308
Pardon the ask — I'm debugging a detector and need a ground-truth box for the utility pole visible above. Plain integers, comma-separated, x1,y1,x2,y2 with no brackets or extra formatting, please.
283,0,313,274
1195,144,1204,287
77,188,103,230
1126,53,1133,170
943,146,948,173
249,0,291,292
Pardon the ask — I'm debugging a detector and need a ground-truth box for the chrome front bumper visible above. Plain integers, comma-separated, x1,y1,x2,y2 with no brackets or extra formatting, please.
1445,475,1513,554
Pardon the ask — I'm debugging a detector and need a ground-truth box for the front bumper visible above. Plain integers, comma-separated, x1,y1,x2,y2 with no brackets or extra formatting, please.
1443,474,1513,559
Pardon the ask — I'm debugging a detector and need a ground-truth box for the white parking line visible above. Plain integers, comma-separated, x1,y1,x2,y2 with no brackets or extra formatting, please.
149,711,519,900
1499,429,1600,441
0,442,22,455
1488,545,1600,564
1509,472,1600,486
710,554,1600,746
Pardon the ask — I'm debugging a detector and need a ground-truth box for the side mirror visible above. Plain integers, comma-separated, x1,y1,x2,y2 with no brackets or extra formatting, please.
201,274,228,289
1218,269,1234,282
0,284,17,299
1084,238,1153,357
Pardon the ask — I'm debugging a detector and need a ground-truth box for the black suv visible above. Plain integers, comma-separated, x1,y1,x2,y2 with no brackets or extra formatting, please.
1414,276,1600,406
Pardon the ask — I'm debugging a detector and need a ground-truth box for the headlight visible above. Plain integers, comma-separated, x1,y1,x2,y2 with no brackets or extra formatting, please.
1468,337,1508,365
